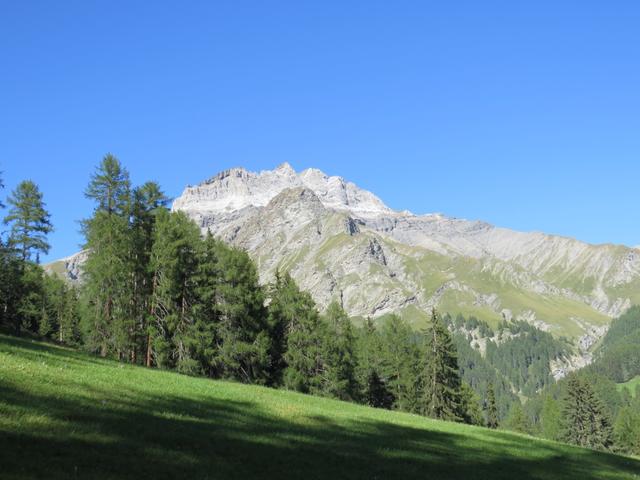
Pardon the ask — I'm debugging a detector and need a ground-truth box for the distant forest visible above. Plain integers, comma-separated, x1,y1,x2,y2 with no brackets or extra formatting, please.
1,155,639,454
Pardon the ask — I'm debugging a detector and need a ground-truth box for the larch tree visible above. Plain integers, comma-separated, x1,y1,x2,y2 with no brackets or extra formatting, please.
485,382,500,429
321,301,359,401
211,240,270,383
81,154,132,357
148,210,201,372
422,308,464,421
379,314,422,413
4,180,53,263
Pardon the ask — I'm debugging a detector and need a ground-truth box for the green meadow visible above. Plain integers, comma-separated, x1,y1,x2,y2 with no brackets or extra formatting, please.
1,334,638,480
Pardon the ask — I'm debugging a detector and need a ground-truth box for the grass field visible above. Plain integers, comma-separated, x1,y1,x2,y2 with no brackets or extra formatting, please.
0,334,638,480
618,376,640,398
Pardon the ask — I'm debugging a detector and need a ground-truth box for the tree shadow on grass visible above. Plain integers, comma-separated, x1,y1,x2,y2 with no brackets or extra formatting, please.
1,342,639,479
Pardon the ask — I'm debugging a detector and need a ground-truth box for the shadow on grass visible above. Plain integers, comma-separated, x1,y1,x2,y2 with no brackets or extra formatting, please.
1,340,639,480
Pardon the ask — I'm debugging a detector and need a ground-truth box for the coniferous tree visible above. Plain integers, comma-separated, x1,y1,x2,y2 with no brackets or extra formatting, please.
81,155,132,357
84,153,131,216
267,272,324,393
378,314,421,412
540,394,562,440
504,402,532,434
320,301,359,401
460,381,485,426
211,240,270,383
422,309,464,421
148,210,201,372
131,182,169,364
355,318,395,409
561,375,614,451
4,180,52,262
485,382,500,429
614,405,640,455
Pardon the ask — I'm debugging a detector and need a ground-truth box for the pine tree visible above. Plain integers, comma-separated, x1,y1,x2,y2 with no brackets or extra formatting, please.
355,318,395,409
268,272,324,393
378,314,421,413
485,382,500,429
320,301,359,401
561,375,614,451
81,155,132,357
148,210,201,372
460,381,484,426
614,405,640,455
422,309,464,421
85,153,131,216
504,402,532,434
4,180,52,262
211,240,270,383
131,182,169,364
540,394,561,440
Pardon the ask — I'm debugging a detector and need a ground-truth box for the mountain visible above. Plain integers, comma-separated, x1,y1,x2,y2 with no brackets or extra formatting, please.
48,163,640,367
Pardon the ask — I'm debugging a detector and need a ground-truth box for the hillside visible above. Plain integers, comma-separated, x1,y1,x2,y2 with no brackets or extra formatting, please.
0,334,638,480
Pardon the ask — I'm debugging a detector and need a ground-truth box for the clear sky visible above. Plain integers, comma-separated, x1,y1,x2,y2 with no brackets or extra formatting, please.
1,1,639,262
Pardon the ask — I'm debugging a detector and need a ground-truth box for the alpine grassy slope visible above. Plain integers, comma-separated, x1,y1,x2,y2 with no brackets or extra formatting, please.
1,334,638,480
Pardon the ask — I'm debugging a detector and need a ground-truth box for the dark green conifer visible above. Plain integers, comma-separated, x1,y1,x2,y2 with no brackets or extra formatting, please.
321,301,359,401
561,375,614,451
486,382,500,429
422,309,464,421
4,180,52,262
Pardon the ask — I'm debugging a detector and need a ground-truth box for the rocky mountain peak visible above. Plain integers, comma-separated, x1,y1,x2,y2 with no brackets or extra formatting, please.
172,163,395,218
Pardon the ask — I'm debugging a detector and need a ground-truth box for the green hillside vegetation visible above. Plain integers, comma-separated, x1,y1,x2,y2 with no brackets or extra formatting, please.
618,377,640,398
1,334,639,480
522,307,640,456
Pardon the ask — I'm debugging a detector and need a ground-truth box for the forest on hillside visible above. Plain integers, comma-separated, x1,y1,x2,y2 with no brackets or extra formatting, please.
1,155,639,455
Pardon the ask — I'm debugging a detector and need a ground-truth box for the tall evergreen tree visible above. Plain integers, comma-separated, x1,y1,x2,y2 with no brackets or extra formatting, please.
267,272,324,393
561,375,614,451
320,301,359,401
422,309,464,421
355,318,394,408
130,182,169,364
613,405,640,455
540,394,562,440
81,155,132,357
378,314,421,413
210,240,270,383
504,402,532,434
85,153,131,216
148,210,201,372
4,180,52,262
485,382,500,429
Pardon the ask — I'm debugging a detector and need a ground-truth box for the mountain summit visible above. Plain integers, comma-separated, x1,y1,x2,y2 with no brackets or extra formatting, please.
173,162,396,217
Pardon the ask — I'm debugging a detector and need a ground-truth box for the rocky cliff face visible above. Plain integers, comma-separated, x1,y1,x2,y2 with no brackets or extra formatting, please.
171,163,640,347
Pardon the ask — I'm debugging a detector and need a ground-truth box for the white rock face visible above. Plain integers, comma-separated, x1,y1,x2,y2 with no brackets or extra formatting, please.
173,163,396,218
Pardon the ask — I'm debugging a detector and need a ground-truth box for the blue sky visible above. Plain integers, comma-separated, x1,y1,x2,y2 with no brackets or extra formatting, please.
1,1,639,261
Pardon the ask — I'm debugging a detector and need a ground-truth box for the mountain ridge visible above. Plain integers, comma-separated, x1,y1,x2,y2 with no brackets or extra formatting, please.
47,164,640,375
